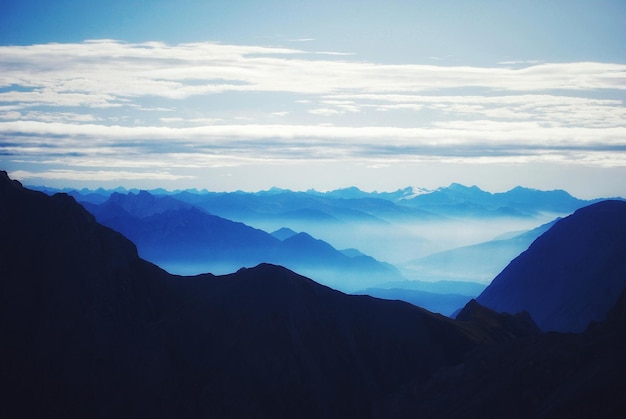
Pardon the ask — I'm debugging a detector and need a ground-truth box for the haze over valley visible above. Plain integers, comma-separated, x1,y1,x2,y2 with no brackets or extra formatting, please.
31,180,621,316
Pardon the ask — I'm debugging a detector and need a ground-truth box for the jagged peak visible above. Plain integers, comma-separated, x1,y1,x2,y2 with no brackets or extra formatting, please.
0,170,23,189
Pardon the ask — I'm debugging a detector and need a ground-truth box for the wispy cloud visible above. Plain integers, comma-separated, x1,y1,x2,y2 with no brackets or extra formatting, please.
2,120,624,162
325,94,626,128
498,60,542,65
0,40,625,184
1,40,624,105
10,169,193,181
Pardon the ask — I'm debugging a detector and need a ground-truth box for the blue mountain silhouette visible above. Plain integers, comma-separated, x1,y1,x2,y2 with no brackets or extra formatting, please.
84,190,405,291
476,200,626,332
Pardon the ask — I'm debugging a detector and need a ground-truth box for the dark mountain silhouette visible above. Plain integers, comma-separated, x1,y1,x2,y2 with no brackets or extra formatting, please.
476,200,626,332
85,191,405,291
0,171,538,419
378,293,626,418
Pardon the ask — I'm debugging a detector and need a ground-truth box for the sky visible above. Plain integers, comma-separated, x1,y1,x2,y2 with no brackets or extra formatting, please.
1,0,625,198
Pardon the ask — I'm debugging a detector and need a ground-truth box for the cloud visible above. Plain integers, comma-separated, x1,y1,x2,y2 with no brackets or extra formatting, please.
498,60,542,65
314,51,356,56
0,40,624,185
2,120,624,166
309,108,343,116
10,169,193,181
325,94,626,128
1,41,625,105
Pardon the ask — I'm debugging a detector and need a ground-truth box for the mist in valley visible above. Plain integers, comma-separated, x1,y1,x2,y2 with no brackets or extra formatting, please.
233,213,562,276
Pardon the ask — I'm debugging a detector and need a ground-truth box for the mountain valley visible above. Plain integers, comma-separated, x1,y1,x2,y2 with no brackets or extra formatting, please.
4,172,625,417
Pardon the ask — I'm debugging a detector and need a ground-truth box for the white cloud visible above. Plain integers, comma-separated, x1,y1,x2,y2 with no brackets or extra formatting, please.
2,120,624,166
10,169,193,181
309,108,344,116
1,41,625,106
0,40,624,188
325,94,626,128
498,60,542,65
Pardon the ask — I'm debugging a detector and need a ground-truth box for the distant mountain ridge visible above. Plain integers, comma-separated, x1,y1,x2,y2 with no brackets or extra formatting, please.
33,182,607,266
401,183,592,217
32,182,600,216
84,190,404,292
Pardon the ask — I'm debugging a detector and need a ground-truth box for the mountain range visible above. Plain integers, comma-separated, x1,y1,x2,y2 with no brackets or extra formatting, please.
32,182,618,313
35,182,603,265
82,190,404,292
1,171,539,418
4,171,626,417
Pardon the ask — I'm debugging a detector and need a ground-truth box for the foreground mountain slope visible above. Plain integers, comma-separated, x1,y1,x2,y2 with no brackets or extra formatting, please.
1,171,529,419
476,199,626,332
354,287,474,316
380,293,626,418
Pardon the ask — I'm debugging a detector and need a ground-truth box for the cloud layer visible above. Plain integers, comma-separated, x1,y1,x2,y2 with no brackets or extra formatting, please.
0,40,625,186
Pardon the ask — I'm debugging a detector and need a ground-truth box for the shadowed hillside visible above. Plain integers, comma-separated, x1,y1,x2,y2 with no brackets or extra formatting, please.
0,171,534,419
476,200,626,332
378,292,626,418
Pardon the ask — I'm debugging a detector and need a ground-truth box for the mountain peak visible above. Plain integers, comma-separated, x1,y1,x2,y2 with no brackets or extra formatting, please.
446,183,483,192
271,227,298,241
456,299,541,338
102,189,193,218
1,170,18,187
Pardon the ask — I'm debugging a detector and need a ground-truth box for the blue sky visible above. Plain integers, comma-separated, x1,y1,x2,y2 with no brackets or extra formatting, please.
1,0,625,198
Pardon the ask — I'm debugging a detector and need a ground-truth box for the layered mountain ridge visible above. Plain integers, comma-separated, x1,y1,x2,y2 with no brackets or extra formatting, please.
6,171,626,417
83,190,404,292
1,171,535,418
